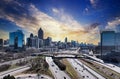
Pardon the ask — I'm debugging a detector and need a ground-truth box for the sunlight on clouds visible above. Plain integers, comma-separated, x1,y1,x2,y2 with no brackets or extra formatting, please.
22,5,100,44
0,3,99,44
52,8,85,30
0,30,8,40
106,18,120,31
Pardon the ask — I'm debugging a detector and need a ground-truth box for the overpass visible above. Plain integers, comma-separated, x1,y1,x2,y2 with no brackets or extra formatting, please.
32,48,102,62
32,48,83,59
33,52,83,57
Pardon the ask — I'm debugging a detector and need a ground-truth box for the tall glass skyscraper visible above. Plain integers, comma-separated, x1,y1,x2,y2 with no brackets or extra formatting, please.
9,30,24,48
38,28,44,39
101,31,115,46
100,30,120,55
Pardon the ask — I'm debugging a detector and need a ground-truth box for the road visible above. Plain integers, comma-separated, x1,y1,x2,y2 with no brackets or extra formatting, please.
0,56,33,66
46,57,71,79
85,53,120,74
68,59,105,79
15,74,52,79
0,66,30,79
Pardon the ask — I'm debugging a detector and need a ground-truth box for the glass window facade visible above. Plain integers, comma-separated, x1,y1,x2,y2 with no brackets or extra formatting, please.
9,30,24,48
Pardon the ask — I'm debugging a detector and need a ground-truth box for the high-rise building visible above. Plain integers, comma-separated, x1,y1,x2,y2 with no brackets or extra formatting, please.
26,34,43,48
115,32,120,51
100,30,120,55
38,28,44,39
0,39,3,47
44,37,52,46
65,37,67,43
4,39,9,46
27,33,33,47
101,31,115,46
30,33,33,38
9,30,24,48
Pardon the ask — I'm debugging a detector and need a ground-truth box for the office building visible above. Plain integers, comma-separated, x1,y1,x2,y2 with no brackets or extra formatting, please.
65,37,67,43
4,39,9,46
101,30,120,55
9,30,24,48
101,31,115,46
0,39,3,47
27,34,43,48
44,37,52,46
115,32,120,51
38,28,44,39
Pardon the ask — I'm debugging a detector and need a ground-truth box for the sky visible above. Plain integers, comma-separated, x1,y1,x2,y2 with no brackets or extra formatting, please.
0,0,120,45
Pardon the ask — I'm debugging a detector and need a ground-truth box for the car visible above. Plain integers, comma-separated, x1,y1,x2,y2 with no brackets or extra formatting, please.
55,71,57,73
41,76,44,78
52,64,54,67
86,76,89,78
82,76,85,78
28,76,32,77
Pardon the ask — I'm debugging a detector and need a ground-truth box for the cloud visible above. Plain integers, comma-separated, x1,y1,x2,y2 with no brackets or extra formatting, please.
90,0,99,8
84,8,89,14
52,8,85,30
52,8,100,44
52,8,59,13
0,30,8,40
106,18,120,31
0,0,100,44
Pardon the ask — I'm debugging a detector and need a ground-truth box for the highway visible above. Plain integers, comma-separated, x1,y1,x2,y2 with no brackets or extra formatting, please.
85,52,120,74
15,74,52,79
0,66,30,79
67,58,106,79
46,57,71,79
68,59,97,79
0,56,33,66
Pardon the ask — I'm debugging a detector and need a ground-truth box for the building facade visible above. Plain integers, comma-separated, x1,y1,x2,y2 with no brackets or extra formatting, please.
27,34,43,48
38,28,44,39
0,39,3,47
101,30,120,55
9,30,24,48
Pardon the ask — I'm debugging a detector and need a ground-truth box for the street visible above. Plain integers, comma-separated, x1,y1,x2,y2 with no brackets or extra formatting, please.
46,57,71,79
68,59,105,79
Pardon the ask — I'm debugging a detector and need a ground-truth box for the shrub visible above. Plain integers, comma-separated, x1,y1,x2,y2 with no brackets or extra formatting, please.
0,64,11,72
3,74,15,79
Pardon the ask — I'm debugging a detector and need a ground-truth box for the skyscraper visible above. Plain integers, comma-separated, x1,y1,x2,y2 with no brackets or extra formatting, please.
38,28,44,39
100,30,120,55
44,37,52,46
65,37,67,43
9,30,24,48
101,31,115,46
30,33,33,38
0,39,3,47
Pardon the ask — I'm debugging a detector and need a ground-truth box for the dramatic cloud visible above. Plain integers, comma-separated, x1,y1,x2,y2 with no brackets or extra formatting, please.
0,0,100,44
106,18,120,31
0,30,8,40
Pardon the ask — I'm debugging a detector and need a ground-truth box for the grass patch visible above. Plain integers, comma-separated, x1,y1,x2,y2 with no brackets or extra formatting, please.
23,68,54,79
8,64,19,70
23,56,54,79
61,59,80,79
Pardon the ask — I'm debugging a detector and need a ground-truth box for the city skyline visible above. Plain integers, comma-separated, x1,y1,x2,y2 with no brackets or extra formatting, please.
0,0,120,44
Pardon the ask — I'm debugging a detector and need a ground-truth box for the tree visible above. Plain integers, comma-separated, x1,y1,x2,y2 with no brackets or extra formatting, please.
3,74,15,79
